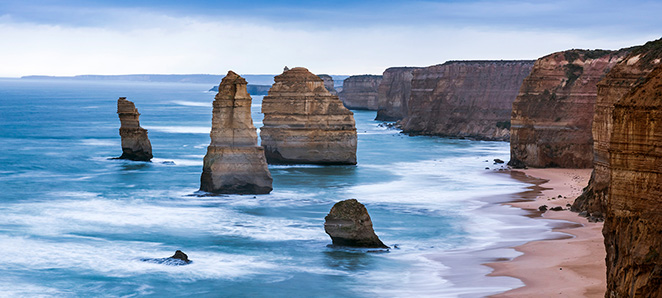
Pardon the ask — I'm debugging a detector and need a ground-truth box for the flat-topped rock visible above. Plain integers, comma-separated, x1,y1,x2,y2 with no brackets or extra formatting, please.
260,67,357,165
338,75,382,110
200,70,273,194
375,67,421,121
116,97,152,161
324,199,388,248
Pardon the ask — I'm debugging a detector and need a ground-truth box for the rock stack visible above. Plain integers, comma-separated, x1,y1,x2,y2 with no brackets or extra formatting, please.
200,71,273,194
375,67,421,121
338,75,382,110
260,67,357,165
324,199,388,248
509,49,630,168
317,74,337,96
116,97,153,161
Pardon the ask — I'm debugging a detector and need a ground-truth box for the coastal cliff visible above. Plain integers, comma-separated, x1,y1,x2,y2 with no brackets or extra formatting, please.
573,39,662,215
116,97,153,161
605,64,662,297
400,61,534,141
375,67,421,121
338,75,382,110
260,67,357,165
317,74,338,96
200,71,272,194
509,49,629,168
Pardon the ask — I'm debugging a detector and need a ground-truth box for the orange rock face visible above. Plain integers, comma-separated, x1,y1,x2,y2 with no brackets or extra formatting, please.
338,75,382,110
400,61,534,141
605,64,662,297
509,49,629,168
116,97,153,161
375,67,421,121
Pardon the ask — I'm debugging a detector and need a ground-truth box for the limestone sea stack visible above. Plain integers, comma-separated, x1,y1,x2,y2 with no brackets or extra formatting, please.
400,61,534,141
260,67,357,165
605,64,662,297
573,38,662,215
116,97,153,161
338,75,383,110
375,67,421,121
317,74,337,96
509,49,630,168
324,199,388,248
200,71,273,194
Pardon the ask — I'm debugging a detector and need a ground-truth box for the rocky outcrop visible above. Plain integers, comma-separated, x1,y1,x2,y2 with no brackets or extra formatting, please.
317,74,337,96
400,60,534,141
324,199,388,248
573,39,662,215
200,71,273,194
338,75,382,110
116,97,153,161
509,49,630,168
260,67,357,165
375,67,421,121
604,64,662,297
141,250,192,266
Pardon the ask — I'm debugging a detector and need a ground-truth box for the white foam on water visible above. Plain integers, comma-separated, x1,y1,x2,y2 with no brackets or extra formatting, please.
152,158,201,167
80,139,117,147
144,126,209,134
0,276,62,297
170,100,211,107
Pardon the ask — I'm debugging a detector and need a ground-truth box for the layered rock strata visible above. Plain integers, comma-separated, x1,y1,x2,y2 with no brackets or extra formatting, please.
338,75,382,110
573,39,662,215
260,67,357,165
375,67,421,121
604,64,662,297
509,49,630,168
116,97,153,161
200,71,273,194
324,199,388,248
317,74,337,96
400,60,534,141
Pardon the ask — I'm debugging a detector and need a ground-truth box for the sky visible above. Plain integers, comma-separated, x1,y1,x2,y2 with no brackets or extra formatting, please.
1,0,660,77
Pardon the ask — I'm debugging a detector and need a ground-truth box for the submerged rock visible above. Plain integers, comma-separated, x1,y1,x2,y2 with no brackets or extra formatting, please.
324,199,388,248
141,250,192,266
116,97,153,161
200,71,273,194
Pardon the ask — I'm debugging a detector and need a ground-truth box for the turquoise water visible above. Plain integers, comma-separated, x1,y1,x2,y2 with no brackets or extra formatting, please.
0,78,560,297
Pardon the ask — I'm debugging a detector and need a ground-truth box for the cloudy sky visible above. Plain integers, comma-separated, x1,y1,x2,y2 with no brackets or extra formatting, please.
1,0,660,77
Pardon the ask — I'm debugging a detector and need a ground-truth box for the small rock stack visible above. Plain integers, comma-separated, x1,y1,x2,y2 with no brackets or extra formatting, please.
116,97,153,161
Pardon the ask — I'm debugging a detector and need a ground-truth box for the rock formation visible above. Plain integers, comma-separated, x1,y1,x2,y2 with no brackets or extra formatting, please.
141,250,192,266
317,74,337,96
375,67,421,121
116,97,153,161
260,67,357,165
509,49,630,168
200,71,273,194
400,60,534,141
338,75,382,110
573,38,662,215
324,199,388,248
604,64,662,297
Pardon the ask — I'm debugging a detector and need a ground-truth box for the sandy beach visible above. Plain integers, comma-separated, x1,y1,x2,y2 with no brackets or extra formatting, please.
488,168,606,297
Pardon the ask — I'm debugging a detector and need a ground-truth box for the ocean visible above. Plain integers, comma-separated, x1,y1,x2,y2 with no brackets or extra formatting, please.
0,78,565,297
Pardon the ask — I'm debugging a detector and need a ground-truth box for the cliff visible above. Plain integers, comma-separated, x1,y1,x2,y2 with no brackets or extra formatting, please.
317,74,338,96
116,97,153,161
200,71,273,194
573,38,662,215
400,60,534,141
509,49,630,168
260,67,357,165
375,67,421,121
338,75,382,110
604,64,662,297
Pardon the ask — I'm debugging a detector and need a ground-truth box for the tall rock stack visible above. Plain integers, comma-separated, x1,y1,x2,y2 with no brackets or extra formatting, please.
260,67,357,165
116,97,153,161
509,49,629,168
200,71,273,194
375,67,421,121
604,64,662,297
400,61,534,141
317,74,337,96
338,75,383,110
573,39,662,215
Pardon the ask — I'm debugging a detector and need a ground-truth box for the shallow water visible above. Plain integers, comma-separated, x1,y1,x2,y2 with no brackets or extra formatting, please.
0,78,565,297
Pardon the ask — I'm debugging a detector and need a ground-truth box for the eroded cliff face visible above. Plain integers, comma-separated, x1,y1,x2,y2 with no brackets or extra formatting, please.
200,71,273,194
573,39,662,215
604,64,662,297
509,49,629,168
317,74,337,96
116,97,153,161
338,75,382,110
400,61,534,141
375,67,421,121
260,67,357,165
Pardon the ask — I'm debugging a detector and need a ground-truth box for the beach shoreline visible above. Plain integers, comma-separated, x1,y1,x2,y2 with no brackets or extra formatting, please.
487,168,606,297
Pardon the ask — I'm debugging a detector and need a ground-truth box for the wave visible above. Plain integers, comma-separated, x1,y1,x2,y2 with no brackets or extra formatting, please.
170,100,211,107
144,126,209,134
